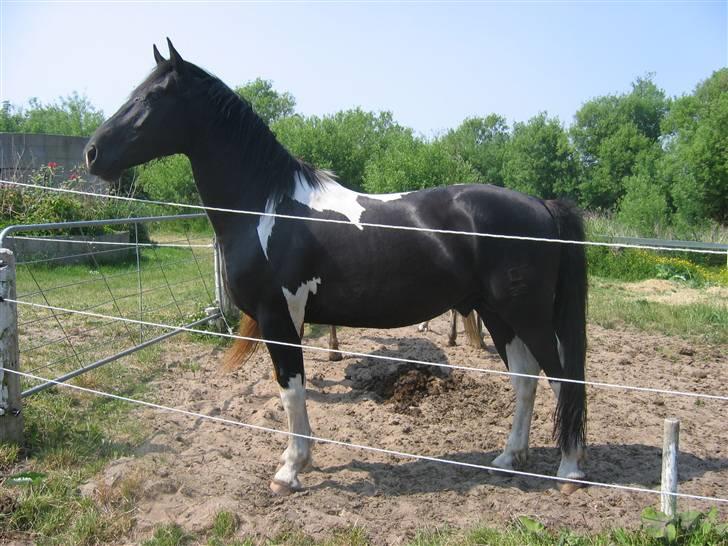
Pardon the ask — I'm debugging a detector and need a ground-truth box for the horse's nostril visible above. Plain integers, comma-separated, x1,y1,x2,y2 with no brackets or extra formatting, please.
86,145,98,167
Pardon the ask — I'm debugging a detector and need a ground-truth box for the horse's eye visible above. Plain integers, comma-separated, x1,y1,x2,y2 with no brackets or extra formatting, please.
146,88,164,102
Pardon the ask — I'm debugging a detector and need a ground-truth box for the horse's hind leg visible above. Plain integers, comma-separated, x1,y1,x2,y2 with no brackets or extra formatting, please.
513,325,586,489
328,325,342,361
447,309,457,346
259,310,313,495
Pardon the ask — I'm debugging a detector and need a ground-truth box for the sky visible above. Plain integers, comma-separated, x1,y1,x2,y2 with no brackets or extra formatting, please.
1,1,726,137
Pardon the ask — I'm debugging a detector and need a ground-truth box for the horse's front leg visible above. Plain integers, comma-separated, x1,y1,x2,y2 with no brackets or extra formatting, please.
260,312,313,496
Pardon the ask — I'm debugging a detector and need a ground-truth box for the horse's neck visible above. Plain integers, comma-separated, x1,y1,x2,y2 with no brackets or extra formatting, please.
187,125,276,238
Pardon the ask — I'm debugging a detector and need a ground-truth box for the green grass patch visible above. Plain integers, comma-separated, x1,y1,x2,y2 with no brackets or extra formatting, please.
589,278,728,344
133,514,728,546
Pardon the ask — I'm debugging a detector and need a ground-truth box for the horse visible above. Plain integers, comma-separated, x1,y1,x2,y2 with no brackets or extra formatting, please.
86,40,588,496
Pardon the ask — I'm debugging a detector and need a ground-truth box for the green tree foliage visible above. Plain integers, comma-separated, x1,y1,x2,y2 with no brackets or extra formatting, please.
1,93,104,136
363,133,480,194
440,115,510,186
235,78,296,125
617,172,671,235
274,109,409,190
136,155,197,204
502,112,578,199
572,76,669,210
661,68,728,226
1,101,23,132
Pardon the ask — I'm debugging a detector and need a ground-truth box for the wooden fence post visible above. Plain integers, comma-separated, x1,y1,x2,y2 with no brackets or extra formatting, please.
0,248,23,444
212,238,239,331
661,417,680,517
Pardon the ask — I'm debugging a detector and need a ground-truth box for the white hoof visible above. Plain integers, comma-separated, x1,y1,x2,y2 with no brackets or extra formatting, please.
491,449,528,474
270,479,300,496
558,481,583,495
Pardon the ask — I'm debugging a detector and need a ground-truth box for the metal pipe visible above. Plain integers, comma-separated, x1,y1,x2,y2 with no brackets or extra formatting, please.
0,213,207,246
21,312,220,398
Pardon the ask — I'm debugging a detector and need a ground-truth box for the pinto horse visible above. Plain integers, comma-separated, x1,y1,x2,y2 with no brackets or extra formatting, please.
86,40,588,496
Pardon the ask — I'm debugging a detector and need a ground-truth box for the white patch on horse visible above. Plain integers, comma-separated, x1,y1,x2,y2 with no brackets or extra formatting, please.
292,171,405,229
256,198,277,259
274,373,312,490
282,277,321,333
492,336,540,470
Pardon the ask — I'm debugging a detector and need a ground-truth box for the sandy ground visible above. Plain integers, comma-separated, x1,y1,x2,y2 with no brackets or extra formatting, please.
69,305,728,545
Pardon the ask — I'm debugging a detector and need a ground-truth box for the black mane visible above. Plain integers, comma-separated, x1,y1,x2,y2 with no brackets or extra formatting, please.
182,61,325,203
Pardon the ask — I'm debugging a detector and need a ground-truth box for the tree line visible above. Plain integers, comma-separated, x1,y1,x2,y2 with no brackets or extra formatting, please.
2,69,726,237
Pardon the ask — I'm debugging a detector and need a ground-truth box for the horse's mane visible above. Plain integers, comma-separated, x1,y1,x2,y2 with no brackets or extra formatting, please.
182,62,325,203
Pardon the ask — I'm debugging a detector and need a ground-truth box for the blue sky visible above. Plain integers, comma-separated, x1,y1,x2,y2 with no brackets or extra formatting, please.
1,1,726,136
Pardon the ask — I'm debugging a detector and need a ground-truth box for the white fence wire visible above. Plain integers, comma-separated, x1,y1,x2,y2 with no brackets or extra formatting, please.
1,178,726,509
5,297,728,403
3,179,727,256
3,365,728,506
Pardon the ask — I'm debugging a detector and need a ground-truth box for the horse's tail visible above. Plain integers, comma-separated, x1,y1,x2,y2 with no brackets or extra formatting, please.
222,314,261,371
545,198,588,453
461,311,484,349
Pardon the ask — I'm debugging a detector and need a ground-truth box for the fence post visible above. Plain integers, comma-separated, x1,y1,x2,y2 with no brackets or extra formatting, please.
213,238,239,331
0,248,23,444
661,417,680,517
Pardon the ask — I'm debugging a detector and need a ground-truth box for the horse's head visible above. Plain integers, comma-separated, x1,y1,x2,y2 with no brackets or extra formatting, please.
86,39,195,180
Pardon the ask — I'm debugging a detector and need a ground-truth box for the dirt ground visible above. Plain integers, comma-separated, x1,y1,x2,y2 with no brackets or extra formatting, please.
79,307,727,544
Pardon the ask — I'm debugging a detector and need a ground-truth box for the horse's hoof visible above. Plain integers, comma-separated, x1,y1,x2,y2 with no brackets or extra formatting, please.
328,352,343,362
559,481,582,495
270,480,297,496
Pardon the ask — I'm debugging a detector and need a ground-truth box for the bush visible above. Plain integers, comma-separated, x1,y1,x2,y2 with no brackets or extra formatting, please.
0,165,158,235
136,155,198,205
617,173,670,236
588,246,728,286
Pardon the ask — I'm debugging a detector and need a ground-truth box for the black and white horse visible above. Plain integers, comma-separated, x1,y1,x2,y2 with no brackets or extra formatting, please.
86,41,588,496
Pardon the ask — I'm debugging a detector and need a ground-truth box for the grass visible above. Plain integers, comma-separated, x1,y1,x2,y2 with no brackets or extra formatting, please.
131,517,728,545
589,278,728,344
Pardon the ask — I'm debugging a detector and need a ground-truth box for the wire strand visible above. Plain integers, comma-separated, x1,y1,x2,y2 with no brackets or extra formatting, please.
7,297,728,403
5,366,726,505
2,180,725,255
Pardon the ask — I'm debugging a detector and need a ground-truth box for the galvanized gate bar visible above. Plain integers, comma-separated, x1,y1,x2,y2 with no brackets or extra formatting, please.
0,213,207,246
595,235,728,252
21,312,221,397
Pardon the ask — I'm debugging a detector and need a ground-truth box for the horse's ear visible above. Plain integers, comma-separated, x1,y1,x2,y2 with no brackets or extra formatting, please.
153,44,166,65
166,38,184,69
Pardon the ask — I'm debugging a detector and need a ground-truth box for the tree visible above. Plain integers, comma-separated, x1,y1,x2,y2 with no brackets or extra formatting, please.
0,101,23,132
661,68,728,226
440,115,510,186
571,75,669,210
10,93,105,136
274,109,409,190
502,113,578,199
235,78,296,125
363,133,480,194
